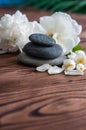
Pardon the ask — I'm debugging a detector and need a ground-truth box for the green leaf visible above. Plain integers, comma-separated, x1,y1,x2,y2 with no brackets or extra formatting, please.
72,45,83,52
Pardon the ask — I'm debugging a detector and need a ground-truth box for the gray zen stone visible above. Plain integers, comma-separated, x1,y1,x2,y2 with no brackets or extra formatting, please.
23,42,63,59
29,34,56,47
18,52,66,66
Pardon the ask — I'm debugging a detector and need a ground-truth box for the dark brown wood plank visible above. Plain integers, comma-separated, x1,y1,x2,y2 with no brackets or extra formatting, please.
0,7,86,130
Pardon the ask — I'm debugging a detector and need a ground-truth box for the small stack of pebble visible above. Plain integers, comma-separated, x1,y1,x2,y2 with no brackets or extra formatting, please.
18,34,65,66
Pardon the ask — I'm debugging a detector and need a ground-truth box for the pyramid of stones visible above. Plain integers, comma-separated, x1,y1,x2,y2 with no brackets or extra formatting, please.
23,34,63,59
18,34,64,66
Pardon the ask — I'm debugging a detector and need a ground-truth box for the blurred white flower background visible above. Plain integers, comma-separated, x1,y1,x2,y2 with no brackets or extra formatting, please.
0,11,82,54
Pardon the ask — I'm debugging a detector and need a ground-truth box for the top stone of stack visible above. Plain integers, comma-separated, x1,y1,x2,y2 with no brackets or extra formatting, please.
23,33,63,59
29,33,56,47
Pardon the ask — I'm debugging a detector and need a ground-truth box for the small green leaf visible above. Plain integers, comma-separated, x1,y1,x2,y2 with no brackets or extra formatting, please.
72,45,83,52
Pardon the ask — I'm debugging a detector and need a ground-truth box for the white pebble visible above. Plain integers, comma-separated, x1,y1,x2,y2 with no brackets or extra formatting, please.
48,66,64,75
36,64,52,72
64,70,84,75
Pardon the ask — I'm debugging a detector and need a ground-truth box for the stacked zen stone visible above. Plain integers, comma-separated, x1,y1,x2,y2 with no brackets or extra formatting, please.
18,34,64,66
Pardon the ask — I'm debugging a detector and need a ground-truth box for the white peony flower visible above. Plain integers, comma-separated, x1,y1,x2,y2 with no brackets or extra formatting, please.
76,63,85,72
62,59,76,71
40,12,82,54
0,11,46,53
0,11,29,53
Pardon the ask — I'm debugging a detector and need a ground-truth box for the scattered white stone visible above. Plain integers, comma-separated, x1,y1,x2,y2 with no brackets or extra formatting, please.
64,70,84,75
36,64,52,72
48,66,64,75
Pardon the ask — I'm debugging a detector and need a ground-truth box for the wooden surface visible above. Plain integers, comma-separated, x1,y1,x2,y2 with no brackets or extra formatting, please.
0,8,86,130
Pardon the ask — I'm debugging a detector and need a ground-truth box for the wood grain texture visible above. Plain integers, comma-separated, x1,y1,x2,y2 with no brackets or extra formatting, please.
0,7,86,130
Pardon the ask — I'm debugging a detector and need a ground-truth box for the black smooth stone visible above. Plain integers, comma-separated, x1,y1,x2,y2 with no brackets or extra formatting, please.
23,42,63,59
29,34,56,47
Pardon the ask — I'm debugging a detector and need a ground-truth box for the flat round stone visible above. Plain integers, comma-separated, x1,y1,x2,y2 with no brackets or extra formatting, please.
18,52,66,66
23,42,63,59
29,34,56,47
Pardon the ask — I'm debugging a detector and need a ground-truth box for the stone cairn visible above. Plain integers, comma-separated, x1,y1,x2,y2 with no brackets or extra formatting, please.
18,34,64,66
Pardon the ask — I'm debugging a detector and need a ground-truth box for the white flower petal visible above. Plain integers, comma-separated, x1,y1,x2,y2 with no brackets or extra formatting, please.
75,51,86,65
76,56,86,65
64,70,84,75
31,21,46,34
60,38,76,54
52,12,74,37
48,66,64,75
74,36,80,45
68,52,76,60
76,64,85,72
52,32,58,43
75,50,85,56
40,16,55,35
36,64,52,72
62,59,76,71
72,20,82,35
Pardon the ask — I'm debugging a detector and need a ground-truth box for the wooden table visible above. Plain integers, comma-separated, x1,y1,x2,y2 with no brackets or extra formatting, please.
0,8,86,130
